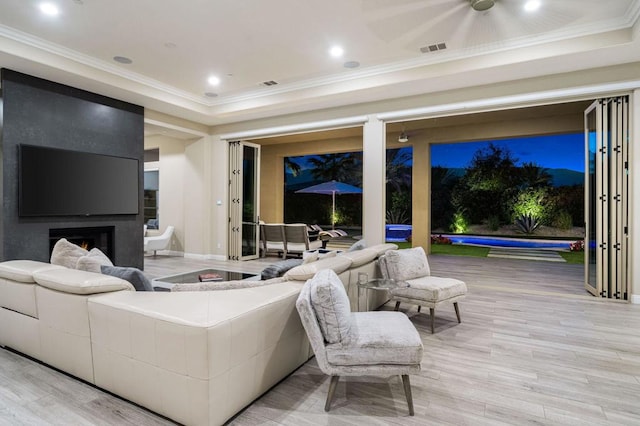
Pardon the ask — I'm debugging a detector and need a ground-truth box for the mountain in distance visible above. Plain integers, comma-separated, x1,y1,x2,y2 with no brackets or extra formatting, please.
433,167,584,187
288,167,584,189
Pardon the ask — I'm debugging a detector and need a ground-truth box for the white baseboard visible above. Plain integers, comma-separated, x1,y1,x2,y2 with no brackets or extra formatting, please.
183,252,226,261
631,294,640,304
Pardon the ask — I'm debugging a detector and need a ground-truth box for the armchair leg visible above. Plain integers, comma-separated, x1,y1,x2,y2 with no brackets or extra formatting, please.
325,375,340,412
429,308,435,333
401,375,415,416
454,302,461,323
394,301,401,311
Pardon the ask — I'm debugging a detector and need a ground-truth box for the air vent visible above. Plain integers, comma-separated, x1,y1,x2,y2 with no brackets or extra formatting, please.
420,42,447,53
262,80,278,86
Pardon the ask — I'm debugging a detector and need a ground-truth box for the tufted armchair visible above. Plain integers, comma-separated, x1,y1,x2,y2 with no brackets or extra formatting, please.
379,247,467,333
296,269,423,415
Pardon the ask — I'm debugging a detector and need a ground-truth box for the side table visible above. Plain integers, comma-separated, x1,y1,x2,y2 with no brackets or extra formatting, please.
356,278,408,312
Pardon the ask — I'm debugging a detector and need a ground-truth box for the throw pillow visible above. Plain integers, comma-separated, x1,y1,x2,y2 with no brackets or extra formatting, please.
304,250,337,264
50,238,88,269
347,239,367,252
76,248,114,273
309,269,352,344
302,251,319,264
260,258,303,280
100,265,154,291
383,247,430,281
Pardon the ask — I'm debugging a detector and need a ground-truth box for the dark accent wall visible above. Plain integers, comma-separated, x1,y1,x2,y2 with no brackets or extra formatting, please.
0,69,144,268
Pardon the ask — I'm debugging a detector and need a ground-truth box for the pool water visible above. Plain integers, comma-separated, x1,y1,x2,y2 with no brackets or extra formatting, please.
385,224,571,249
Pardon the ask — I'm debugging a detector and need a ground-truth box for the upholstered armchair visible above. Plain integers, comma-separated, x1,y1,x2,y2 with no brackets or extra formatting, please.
296,269,423,415
379,247,467,333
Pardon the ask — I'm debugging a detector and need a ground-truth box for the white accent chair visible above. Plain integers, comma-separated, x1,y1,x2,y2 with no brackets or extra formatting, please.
143,225,174,256
379,247,467,333
296,269,423,415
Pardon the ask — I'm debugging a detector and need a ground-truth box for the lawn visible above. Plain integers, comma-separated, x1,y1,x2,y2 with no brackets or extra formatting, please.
395,241,490,257
394,241,585,263
559,251,585,264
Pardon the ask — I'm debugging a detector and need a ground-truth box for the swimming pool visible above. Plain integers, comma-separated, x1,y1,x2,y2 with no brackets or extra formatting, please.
385,224,572,249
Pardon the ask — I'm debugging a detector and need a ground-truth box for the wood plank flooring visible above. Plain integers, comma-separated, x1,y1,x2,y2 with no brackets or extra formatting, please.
2,254,640,425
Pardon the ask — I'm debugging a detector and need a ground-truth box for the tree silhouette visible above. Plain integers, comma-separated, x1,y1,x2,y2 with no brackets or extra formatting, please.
385,148,412,192
284,157,301,177
519,162,552,188
307,153,361,185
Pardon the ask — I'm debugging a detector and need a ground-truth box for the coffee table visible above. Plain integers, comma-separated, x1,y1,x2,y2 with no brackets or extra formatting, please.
152,268,260,291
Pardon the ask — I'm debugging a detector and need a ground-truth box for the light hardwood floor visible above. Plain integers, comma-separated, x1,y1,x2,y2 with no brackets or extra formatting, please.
2,254,640,425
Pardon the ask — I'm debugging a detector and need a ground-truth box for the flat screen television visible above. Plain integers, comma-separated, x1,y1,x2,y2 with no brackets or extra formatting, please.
19,144,139,216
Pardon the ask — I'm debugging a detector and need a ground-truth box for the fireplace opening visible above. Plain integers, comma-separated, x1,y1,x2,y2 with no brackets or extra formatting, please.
49,226,115,261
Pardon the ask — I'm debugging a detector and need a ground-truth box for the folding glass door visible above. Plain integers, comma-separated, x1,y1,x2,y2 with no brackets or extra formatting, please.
584,97,629,299
228,141,261,260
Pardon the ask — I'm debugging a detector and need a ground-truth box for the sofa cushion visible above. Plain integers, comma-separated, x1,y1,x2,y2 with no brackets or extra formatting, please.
0,260,64,283
284,256,352,281
101,265,154,292
261,258,303,280
367,243,399,257
339,248,377,268
391,276,467,302
326,311,423,366
310,269,352,344
381,247,430,281
172,277,286,292
76,248,114,273
50,238,88,269
34,268,133,295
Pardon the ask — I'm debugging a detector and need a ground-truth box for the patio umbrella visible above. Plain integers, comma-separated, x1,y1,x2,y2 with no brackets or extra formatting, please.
295,180,362,229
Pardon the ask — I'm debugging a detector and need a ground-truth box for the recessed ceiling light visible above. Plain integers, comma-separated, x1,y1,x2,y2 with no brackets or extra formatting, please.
524,0,541,12
113,56,133,64
329,46,344,58
207,75,221,86
343,61,360,69
39,2,59,16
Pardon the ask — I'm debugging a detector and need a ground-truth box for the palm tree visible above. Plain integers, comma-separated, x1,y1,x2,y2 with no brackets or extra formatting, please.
307,153,360,185
284,157,301,177
519,162,552,188
386,148,412,192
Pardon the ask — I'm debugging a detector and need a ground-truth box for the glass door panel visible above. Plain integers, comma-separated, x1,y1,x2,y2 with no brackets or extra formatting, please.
584,101,599,296
228,141,260,261
241,144,260,259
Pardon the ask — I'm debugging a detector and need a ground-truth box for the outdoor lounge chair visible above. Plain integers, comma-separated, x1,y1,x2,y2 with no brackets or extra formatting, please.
261,223,287,258
284,223,323,256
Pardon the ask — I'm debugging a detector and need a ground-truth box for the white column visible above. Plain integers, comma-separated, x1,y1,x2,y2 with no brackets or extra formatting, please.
362,116,386,245
631,89,640,303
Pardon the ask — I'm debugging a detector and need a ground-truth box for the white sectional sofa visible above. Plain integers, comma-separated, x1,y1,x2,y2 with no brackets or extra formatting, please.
0,243,396,426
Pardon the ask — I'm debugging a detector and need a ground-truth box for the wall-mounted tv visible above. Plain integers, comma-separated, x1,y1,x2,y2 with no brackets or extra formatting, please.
19,144,139,217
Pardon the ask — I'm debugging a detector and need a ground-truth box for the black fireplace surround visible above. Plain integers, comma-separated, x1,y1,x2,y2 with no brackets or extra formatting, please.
49,226,115,261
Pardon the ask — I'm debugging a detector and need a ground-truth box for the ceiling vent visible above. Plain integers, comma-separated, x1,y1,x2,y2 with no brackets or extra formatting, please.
420,42,447,53
261,80,278,86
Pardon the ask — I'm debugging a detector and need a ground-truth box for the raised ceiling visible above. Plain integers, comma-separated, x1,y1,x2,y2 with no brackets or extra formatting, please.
0,0,639,126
